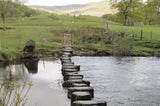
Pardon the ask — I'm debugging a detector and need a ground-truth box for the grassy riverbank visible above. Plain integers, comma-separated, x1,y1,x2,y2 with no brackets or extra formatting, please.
0,13,160,58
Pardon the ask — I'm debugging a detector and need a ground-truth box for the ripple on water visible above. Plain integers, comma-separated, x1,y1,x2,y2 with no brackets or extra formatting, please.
72,56,160,106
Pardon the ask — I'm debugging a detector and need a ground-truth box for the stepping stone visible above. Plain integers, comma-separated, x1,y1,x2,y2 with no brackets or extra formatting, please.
60,58,71,61
62,62,74,65
72,100,107,106
62,65,80,71
68,76,83,80
64,74,83,81
62,68,79,74
62,70,79,76
61,54,71,57
63,49,73,54
64,76,83,81
68,87,94,99
63,72,79,77
62,68,79,72
72,83,88,87
62,80,90,88
62,64,75,67
63,52,72,55
71,91,92,104
63,48,73,51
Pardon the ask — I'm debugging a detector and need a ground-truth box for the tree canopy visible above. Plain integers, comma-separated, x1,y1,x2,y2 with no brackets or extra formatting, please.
0,0,38,31
105,0,160,26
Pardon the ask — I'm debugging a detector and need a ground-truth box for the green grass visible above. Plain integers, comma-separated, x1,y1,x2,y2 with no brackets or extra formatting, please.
0,13,103,55
109,24,160,41
0,12,160,56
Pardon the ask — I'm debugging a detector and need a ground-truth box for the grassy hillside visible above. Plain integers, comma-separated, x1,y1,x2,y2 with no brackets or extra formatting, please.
0,12,160,57
75,1,117,16
0,13,103,56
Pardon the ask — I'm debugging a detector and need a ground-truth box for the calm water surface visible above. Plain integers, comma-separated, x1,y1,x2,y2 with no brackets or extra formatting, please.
0,60,70,106
72,56,160,106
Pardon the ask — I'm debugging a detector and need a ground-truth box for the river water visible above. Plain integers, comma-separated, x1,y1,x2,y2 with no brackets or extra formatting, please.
72,56,160,106
1,57,160,106
0,60,70,106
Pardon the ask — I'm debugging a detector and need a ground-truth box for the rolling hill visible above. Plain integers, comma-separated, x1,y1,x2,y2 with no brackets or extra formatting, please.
31,1,117,17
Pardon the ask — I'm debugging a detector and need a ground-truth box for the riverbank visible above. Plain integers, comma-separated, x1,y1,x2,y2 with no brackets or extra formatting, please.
1,13,160,60
73,47,160,57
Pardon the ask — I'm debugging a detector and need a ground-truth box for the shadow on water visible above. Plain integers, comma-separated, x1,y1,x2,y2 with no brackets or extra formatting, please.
21,58,39,74
0,58,40,81
0,61,8,68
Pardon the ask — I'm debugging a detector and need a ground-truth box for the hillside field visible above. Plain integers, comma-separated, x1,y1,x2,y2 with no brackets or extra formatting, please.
0,13,160,57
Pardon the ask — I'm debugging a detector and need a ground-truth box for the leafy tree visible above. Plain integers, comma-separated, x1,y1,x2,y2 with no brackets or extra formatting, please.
144,0,160,24
0,0,25,31
112,0,144,26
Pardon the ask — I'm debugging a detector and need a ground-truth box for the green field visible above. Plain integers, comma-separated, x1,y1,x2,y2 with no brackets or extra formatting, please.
0,13,160,57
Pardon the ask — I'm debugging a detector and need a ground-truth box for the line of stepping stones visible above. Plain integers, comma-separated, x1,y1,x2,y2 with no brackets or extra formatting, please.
60,46,107,106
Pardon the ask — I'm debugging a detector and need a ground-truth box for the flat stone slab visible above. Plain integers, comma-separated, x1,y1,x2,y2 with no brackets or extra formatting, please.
62,80,90,88
63,52,72,55
72,100,107,106
62,70,79,76
62,62,74,65
68,76,83,80
64,74,83,80
68,87,94,98
62,68,79,72
60,58,71,61
62,65,80,71
63,72,79,76
62,65,80,69
62,64,75,67
61,54,71,57
71,91,92,104
72,83,88,87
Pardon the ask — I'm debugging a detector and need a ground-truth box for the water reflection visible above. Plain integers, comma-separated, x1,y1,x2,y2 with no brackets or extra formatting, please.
0,59,69,106
22,58,39,74
0,58,39,81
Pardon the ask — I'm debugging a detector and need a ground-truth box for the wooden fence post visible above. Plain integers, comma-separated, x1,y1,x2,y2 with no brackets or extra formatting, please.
150,31,152,41
140,29,143,40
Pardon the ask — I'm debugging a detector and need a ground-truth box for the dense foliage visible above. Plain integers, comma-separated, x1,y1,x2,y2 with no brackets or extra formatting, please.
0,0,39,30
103,0,160,26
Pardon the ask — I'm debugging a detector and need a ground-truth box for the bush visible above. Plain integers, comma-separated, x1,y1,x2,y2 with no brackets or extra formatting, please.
102,14,122,23
112,32,133,56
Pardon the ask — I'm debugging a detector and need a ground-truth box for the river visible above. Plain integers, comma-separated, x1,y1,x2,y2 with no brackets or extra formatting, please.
0,60,70,106
72,56,160,106
0,57,160,106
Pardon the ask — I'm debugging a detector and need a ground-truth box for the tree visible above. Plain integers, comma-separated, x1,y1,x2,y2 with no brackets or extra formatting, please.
0,0,25,31
144,0,160,24
0,0,11,31
112,0,144,26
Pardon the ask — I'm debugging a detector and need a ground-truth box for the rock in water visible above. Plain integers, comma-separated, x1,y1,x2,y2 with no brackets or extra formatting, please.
21,40,38,59
23,40,36,53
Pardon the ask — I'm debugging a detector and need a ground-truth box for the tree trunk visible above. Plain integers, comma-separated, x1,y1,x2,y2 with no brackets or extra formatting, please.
124,14,128,26
1,13,6,31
